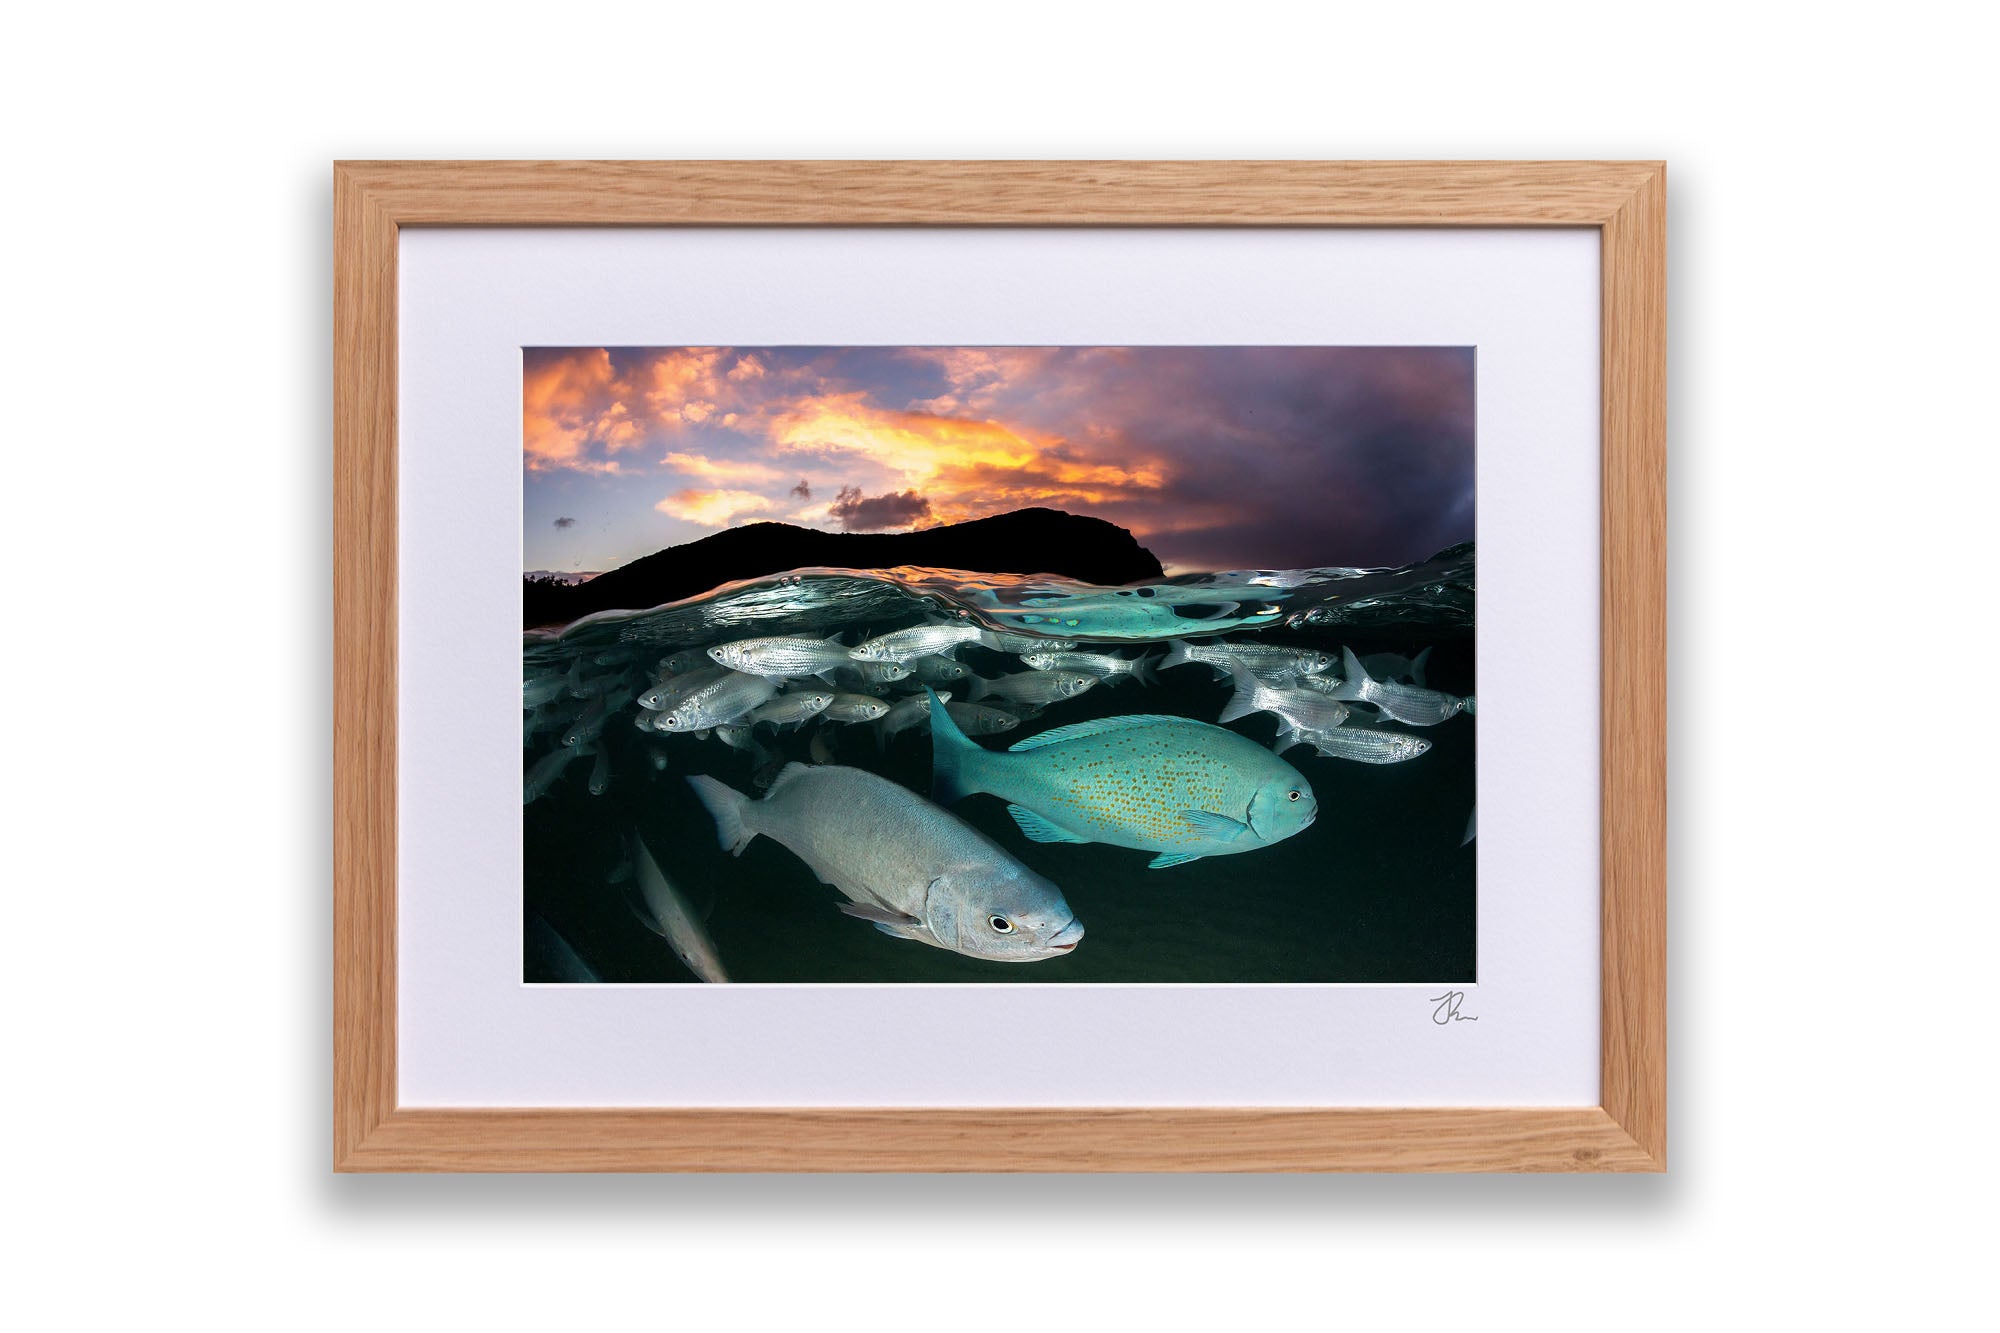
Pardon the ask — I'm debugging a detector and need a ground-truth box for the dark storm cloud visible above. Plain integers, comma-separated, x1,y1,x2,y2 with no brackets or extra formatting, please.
789,478,812,500
973,346,1476,571
829,485,932,531
552,516,577,528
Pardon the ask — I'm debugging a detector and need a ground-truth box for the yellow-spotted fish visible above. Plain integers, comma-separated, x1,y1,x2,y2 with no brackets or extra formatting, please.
926,689,1317,869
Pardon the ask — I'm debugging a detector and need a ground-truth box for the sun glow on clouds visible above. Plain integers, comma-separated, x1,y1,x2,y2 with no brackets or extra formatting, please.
660,451,786,485
655,488,775,527
768,394,1042,478
523,349,630,472
526,348,1173,530
763,394,1168,525
525,348,758,472
524,345,1476,571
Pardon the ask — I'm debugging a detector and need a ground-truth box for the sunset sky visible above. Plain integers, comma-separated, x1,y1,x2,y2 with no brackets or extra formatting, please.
523,346,1473,577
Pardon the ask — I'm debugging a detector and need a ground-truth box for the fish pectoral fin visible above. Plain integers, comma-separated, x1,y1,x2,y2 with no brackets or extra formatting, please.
836,901,924,929
1007,804,1089,844
1177,809,1251,839
1148,851,1205,870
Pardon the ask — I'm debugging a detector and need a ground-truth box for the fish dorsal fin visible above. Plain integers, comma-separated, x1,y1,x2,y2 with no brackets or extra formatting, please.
1006,715,1183,751
1007,804,1089,844
1341,645,1372,683
766,762,814,795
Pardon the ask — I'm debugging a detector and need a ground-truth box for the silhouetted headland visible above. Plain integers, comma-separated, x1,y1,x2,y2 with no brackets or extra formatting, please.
524,507,1165,628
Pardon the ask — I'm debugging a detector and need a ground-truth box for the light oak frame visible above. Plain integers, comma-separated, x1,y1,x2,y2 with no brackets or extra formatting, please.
335,160,1665,1172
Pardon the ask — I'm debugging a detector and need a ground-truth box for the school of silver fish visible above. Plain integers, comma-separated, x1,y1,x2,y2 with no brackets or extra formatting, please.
525,617,1474,981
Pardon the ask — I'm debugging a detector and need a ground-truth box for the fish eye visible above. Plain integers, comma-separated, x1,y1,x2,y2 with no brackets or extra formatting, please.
1287,789,1302,802
988,915,1014,934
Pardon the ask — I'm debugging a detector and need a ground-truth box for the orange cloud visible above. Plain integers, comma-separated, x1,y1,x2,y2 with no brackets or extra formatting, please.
661,451,787,485
768,394,1045,479
522,352,658,471
596,402,645,451
902,347,1073,413
655,488,776,526
527,348,774,472
524,349,620,470
643,348,727,409
528,348,1171,520
762,392,1167,529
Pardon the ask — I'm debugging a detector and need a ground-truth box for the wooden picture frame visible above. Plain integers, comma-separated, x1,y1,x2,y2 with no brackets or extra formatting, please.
334,160,1665,1172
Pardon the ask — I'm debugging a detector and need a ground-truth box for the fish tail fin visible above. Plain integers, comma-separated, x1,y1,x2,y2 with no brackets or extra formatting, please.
1127,653,1159,689
685,775,757,856
966,673,994,702
1161,639,1193,672
927,686,984,805
1411,646,1432,688
1323,645,1370,702
1216,664,1261,725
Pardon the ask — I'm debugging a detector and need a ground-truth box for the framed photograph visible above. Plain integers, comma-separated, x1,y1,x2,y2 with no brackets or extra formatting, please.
335,160,1664,1171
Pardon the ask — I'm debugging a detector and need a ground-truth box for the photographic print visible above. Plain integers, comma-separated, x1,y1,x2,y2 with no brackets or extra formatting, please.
523,346,1475,984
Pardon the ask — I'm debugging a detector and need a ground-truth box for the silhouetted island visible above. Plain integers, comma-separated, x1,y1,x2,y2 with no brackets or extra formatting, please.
525,508,1165,628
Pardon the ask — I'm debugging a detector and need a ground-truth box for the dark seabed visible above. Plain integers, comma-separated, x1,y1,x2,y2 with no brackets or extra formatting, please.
524,545,1474,985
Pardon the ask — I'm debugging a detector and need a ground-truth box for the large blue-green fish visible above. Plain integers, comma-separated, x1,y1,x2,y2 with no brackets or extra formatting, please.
927,689,1317,869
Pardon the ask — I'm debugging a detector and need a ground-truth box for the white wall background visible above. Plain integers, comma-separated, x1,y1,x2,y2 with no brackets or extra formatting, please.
2,2,1990,1329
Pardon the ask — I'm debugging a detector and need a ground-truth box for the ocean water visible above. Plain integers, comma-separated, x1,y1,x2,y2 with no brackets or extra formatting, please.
524,543,1474,984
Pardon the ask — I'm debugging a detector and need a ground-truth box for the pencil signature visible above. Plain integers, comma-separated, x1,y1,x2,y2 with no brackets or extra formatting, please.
1430,990,1479,1025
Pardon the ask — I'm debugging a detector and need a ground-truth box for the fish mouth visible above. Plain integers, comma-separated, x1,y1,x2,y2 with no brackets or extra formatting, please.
1045,917,1086,951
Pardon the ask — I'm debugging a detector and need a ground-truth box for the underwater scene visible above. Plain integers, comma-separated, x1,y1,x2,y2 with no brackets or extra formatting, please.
522,344,1476,984
524,544,1474,984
